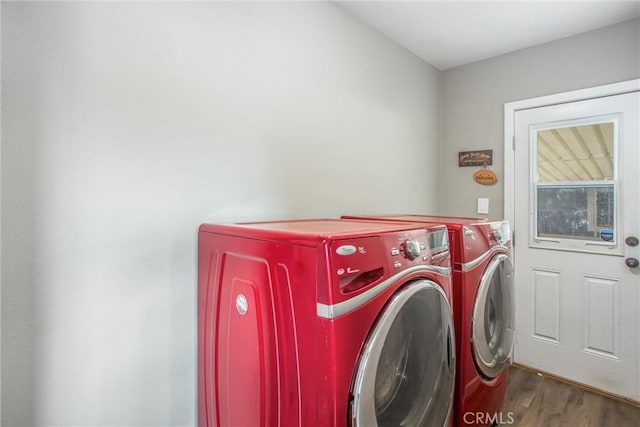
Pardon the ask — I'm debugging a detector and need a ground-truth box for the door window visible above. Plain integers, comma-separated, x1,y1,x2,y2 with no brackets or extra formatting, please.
531,118,621,254
351,281,455,427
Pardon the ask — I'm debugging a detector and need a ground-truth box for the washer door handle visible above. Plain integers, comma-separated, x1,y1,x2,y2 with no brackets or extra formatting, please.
446,326,454,374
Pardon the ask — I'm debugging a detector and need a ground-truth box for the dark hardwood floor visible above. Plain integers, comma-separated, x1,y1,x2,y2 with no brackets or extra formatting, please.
503,365,640,426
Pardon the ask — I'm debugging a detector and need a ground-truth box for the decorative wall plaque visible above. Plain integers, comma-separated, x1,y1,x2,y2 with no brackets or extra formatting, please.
458,150,493,167
473,167,498,185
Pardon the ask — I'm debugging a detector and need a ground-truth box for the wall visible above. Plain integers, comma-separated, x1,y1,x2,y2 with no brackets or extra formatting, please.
1,2,441,426
441,18,640,218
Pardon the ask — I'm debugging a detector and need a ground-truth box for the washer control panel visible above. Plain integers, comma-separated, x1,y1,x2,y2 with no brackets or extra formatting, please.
385,226,450,270
487,221,510,246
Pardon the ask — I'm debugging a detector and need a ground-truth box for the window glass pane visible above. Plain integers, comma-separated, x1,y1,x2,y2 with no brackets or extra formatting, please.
536,185,615,241
537,123,613,182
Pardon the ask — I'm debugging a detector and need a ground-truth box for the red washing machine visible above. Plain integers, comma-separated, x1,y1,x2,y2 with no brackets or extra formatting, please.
342,215,515,427
198,219,456,427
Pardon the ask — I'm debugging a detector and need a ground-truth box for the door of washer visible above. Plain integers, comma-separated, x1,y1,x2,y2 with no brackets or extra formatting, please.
471,254,515,379
351,280,456,427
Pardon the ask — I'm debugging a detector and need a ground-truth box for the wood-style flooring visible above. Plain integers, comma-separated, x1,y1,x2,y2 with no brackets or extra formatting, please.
503,365,640,426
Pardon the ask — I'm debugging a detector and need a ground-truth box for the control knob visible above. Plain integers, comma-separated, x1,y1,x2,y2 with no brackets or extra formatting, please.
404,239,421,260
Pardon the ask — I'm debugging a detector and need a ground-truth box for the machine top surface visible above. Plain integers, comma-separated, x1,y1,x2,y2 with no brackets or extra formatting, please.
199,218,442,244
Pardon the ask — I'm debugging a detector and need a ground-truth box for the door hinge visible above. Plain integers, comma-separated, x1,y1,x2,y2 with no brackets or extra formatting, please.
512,135,516,151
512,230,515,247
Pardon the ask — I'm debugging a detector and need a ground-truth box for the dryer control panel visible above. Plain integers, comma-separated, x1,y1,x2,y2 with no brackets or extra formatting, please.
460,220,511,262
330,226,451,296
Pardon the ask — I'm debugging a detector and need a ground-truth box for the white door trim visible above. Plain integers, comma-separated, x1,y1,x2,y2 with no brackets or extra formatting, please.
504,79,640,227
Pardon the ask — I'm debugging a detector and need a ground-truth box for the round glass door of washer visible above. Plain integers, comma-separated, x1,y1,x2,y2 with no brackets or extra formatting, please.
351,280,455,427
471,254,515,379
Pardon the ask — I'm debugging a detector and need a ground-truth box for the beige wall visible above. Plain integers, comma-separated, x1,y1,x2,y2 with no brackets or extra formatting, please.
1,3,441,425
441,18,640,218
3,3,639,426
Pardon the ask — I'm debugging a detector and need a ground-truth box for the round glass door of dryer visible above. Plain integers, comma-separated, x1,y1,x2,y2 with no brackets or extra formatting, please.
351,280,455,427
471,253,515,379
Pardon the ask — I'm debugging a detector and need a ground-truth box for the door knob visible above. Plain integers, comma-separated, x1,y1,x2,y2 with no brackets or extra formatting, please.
625,258,639,268
626,236,639,247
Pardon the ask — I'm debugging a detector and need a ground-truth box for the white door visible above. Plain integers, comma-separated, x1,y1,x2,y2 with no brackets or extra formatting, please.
513,90,639,401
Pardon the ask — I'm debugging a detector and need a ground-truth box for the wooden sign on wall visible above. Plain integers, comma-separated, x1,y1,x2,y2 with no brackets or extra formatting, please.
474,168,498,185
458,149,493,167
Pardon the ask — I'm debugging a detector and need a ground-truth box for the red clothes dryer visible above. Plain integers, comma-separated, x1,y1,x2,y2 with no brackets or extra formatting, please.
198,219,456,427
342,215,515,427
